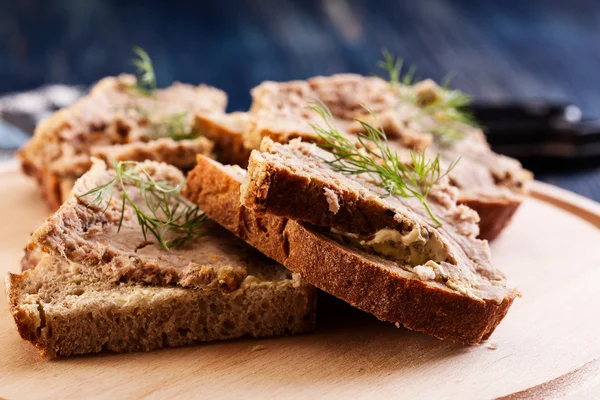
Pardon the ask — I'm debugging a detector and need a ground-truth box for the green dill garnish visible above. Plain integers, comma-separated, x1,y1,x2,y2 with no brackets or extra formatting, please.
378,50,478,142
122,106,200,141
131,46,157,96
378,48,417,87
78,161,208,250
309,103,459,226
126,47,200,140
148,111,200,141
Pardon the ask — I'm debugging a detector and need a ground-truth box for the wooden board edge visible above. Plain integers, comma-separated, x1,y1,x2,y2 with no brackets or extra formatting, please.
497,358,600,399
530,181,600,229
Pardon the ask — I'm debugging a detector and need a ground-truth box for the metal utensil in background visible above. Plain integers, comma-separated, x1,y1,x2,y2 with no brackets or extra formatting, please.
0,85,83,161
0,85,84,134
471,101,600,170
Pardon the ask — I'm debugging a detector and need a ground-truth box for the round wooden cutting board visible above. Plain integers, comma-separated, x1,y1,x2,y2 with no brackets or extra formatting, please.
0,160,599,399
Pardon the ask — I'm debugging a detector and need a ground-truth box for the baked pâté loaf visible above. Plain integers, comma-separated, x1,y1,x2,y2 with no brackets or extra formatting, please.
195,112,252,167
18,74,224,210
245,74,532,240
7,253,316,359
183,153,519,344
28,158,297,292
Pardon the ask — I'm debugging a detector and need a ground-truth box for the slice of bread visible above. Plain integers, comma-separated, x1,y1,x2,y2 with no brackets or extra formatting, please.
19,74,225,210
7,254,316,358
92,137,214,172
245,74,531,240
43,137,214,203
195,112,252,167
183,154,519,344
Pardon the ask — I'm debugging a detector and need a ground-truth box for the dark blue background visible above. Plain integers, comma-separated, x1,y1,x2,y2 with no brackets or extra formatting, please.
2,0,600,115
2,0,600,200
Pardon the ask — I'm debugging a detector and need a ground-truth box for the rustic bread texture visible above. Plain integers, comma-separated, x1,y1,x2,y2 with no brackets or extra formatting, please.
195,112,252,167
7,254,316,358
183,158,290,264
92,137,214,172
21,249,45,272
18,74,226,210
28,159,293,293
245,74,532,240
183,154,518,344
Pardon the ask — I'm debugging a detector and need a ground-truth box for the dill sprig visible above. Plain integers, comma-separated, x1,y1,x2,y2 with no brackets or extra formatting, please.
378,50,478,142
309,103,459,226
78,161,208,250
131,46,157,96
148,111,200,141
122,106,199,141
127,48,199,140
378,49,416,87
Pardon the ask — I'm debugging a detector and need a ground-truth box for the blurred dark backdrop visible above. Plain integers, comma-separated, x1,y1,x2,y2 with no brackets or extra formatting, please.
1,0,600,199
2,0,600,115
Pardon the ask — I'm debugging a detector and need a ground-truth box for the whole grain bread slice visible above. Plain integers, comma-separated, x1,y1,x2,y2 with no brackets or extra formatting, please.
7,254,315,358
245,74,532,240
19,74,225,210
183,154,518,344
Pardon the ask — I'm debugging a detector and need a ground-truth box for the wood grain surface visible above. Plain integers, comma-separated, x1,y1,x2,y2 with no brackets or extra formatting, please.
0,161,599,399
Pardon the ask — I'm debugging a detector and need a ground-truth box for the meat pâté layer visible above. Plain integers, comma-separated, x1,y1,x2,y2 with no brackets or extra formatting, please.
245,73,532,240
28,158,302,293
19,74,225,209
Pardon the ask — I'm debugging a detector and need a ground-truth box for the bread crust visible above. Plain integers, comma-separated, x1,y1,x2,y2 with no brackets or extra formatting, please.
194,112,252,167
6,273,41,345
183,155,517,344
284,222,515,343
19,155,64,211
460,197,521,240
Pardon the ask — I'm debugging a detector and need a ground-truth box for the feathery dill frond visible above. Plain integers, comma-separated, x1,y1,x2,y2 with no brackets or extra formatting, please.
148,112,199,141
378,50,478,142
309,103,459,226
131,46,157,96
378,49,416,87
79,161,208,250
